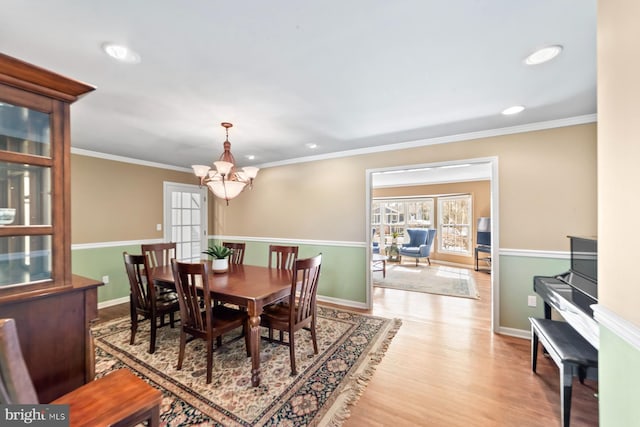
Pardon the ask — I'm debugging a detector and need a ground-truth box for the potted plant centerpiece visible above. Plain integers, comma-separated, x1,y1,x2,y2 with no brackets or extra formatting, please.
203,244,233,273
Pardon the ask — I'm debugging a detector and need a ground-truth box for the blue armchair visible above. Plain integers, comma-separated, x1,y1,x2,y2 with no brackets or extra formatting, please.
399,228,437,266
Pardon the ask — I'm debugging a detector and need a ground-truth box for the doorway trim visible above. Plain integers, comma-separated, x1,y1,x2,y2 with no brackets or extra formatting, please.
163,181,208,262
365,156,500,333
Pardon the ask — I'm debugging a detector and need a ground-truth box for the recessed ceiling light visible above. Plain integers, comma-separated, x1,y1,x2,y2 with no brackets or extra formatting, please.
306,143,318,149
524,45,563,65
245,154,255,160
502,105,525,115
101,42,141,64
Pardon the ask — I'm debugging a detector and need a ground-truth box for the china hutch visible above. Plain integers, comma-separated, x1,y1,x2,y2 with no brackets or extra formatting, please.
0,53,101,403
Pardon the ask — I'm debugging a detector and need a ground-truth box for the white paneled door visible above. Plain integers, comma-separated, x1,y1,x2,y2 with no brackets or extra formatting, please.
163,182,208,262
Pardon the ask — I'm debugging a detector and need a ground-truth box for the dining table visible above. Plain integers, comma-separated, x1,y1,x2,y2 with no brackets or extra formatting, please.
150,263,293,387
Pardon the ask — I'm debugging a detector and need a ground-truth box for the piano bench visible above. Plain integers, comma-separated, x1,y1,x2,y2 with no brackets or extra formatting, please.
529,317,598,427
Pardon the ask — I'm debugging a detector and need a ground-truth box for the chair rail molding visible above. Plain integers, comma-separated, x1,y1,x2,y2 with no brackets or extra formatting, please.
593,305,640,352
212,235,364,248
500,248,570,259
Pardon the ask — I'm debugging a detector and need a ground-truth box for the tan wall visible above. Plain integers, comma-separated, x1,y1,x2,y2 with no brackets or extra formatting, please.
219,124,596,252
213,156,367,241
373,181,491,265
598,0,640,325
71,155,195,243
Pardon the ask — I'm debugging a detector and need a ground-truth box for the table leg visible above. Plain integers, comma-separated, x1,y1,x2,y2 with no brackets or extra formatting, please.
249,311,261,387
149,405,160,427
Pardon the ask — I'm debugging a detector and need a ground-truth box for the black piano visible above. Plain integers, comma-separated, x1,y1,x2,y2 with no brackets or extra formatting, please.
533,235,598,349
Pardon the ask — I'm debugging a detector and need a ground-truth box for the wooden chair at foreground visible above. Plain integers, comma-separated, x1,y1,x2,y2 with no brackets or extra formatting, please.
0,318,162,426
268,244,299,270
260,253,322,376
171,259,250,384
223,241,246,265
123,252,180,354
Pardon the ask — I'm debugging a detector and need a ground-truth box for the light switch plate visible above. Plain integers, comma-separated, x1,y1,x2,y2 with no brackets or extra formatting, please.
527,295,537,307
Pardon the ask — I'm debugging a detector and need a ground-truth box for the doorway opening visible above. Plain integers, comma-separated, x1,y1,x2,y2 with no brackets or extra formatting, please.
163,182,208,262
365,157,499,332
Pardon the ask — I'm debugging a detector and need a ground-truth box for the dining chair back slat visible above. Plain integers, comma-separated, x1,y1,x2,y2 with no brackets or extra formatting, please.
223,242,246,265
142,242,176,268
294,257,321,324
124,253,152,310
268,245,299,270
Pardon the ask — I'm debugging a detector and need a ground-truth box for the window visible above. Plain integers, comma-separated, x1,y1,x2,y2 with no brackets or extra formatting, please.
372,198,434,245
438,195,472,255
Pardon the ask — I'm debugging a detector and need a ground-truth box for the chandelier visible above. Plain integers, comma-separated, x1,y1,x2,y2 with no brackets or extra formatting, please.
192,122,259,205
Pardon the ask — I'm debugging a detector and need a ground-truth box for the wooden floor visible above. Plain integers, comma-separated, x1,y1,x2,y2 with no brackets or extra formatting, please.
98,264,599,427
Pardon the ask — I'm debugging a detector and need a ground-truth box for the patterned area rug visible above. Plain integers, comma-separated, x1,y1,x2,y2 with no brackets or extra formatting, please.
93,306,401,426
373,264,479,299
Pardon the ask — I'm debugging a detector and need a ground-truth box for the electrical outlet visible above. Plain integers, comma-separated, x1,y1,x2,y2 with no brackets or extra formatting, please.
527,295,537,307
156,223,162,231
102,275,109,284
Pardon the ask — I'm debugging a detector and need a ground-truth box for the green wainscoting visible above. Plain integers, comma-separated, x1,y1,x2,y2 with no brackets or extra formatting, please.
599,326,640,426
498,253,570,331
74,240,367,305
72,244,141,303
211,239,367,304
74,240,569,329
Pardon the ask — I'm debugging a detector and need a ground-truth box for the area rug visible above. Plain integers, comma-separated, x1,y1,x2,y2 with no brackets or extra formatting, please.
373,264,479,299
92,306,401,426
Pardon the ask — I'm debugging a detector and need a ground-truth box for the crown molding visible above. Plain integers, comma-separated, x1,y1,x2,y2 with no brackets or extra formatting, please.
71,147,192,172
71,114,596,171
256,114,597,169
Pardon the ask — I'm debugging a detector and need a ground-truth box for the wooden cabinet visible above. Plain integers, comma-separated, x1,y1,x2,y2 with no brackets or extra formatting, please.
0,53,101,403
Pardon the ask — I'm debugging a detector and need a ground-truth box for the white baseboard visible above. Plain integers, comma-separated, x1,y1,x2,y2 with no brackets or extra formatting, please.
317,295,368,310
497,326,530,340
98,296,129,309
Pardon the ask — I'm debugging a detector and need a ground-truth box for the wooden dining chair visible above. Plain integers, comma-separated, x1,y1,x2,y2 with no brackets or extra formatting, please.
123,252,180,354
0,319,162,426
223,242,246,265
171,259,250,384
268,244,299,270
260,253,322,376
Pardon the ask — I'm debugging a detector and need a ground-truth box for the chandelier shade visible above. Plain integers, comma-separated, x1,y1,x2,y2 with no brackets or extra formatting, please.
191,122,259,205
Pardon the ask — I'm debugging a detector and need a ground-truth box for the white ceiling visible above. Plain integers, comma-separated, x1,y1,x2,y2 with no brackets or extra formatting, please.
0,1,596,171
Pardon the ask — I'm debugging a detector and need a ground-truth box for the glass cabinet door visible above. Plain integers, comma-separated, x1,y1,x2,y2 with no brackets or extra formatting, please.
0,100,53,286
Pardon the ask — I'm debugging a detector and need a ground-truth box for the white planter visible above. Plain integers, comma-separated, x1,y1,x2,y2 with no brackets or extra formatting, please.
211,258,229,274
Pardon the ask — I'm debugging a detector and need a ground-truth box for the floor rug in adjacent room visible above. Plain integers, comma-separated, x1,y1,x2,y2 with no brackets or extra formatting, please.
373,264,479,299
93,306,401,426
